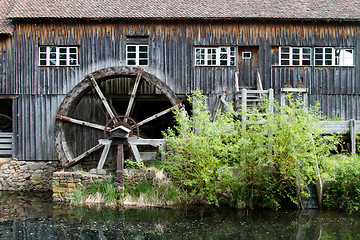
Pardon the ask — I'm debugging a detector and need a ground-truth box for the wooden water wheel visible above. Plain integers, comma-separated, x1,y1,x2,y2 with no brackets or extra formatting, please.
54,66,183,181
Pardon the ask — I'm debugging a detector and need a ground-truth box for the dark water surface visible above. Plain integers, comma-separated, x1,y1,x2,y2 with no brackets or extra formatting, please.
0,192,360,239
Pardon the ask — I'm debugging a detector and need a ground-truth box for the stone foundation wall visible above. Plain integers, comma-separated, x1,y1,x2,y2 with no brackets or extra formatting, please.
52,170,147,202
0,159,60,191
52,172,107,202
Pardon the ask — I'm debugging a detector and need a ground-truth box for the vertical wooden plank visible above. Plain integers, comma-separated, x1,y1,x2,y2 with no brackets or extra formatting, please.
350,119,356,155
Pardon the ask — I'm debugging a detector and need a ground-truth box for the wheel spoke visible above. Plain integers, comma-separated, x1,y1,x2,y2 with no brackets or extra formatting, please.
65,143,104,167
125,70,143,120
88,73,118,122
129,143,142,163
57,114,110,131
136,103,182,127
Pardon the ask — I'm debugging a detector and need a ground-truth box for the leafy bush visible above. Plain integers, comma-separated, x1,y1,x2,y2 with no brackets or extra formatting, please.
163,90,338,209
323,155,360,214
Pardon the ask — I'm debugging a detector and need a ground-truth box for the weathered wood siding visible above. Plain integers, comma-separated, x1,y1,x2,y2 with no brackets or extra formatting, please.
0,20,358,160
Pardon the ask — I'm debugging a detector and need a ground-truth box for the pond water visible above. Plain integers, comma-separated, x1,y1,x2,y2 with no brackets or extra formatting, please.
0,192,360,240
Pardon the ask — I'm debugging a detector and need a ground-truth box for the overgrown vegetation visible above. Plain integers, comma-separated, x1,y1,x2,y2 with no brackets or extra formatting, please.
72,90,359,213
163,90,339,209
71,174,121,205
71,169,184,207
323,155,360,214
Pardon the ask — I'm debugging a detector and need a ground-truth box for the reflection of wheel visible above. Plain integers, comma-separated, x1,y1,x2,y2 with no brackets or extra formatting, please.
54,66,183,168
0,114,12,132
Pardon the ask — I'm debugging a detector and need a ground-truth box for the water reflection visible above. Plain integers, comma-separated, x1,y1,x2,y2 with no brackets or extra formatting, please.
0,192,360,239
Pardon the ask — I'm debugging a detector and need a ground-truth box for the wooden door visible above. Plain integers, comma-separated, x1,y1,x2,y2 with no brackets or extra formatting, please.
238,46,259,89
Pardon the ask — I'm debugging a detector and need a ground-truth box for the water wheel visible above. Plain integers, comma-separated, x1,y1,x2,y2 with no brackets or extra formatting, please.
54,66,183,176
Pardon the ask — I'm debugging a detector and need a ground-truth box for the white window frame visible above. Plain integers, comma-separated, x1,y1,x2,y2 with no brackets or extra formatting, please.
279,47,311,66
314,47,354,66
195,46,235,66
126,45,149,66
39,46,79,66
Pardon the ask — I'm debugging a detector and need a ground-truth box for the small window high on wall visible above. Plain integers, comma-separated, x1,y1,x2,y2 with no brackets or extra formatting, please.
126,36,149,66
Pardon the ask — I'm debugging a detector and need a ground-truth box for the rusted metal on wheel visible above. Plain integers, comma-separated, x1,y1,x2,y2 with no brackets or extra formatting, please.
103,115,140,139
54,66,181,167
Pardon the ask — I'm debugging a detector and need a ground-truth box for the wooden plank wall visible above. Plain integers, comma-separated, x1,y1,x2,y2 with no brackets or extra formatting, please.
0,20,358,160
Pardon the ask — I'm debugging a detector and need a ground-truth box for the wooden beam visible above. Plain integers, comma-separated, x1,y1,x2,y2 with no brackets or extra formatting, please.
65,143,104,167
56,114,110,131
136,103,181,127
128,137,165,147
129,143,142,163
125,70,143,118
88,73,118,121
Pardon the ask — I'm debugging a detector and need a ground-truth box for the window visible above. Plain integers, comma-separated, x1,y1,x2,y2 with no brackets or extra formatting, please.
279,47,311,66
126,45,149,66
242,52,251,59
314,47,354,66
195,47,235,66
39,46,78,66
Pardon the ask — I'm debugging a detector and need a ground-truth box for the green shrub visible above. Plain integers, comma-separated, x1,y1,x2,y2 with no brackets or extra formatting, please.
163,90,338,209
323,155,360,214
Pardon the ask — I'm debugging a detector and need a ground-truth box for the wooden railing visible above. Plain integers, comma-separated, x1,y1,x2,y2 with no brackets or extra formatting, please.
0,132,12,156
321,120,359,154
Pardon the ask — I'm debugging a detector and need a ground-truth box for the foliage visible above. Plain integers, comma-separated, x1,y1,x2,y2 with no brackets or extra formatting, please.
123,168,185,206
323,155,360,214
163,90,338,209
71,174,122,205
124,158,145,169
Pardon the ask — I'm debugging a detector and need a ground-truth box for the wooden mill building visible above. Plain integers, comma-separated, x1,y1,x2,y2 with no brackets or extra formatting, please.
0,0,359,163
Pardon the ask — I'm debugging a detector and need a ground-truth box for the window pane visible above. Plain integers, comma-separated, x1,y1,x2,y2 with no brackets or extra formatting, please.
127,59,136,65
69,60,77,65
127,46,136,52
59,60,67,65
139,59,148,65
59,48,67,53
139,46,148,52
127,53,136,58
40,53,46,59
281,60,290,65
40,47,47,53
40,60,47,66
139,53,148,58
302,60,311,65
325,48,332,53
50,59,56,65
293,60,300,65
50,47,56,53
220,60,227,65
69,48,77,53
303,48,311,54
220,53,227,59
315,60,323,65
59,54,66,59
50,53,56,59
281,47,290,53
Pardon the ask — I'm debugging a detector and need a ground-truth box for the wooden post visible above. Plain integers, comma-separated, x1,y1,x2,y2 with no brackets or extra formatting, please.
241,89,247,130
350,119,356,155
115,143,124,187
268,89,274,153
